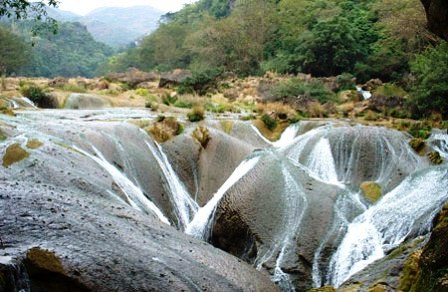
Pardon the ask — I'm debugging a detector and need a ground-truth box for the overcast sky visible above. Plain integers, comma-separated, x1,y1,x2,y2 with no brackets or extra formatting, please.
58,0,197,15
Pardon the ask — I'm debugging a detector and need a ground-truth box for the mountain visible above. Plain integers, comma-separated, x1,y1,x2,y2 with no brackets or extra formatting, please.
46,7,81,22
48,6,163,48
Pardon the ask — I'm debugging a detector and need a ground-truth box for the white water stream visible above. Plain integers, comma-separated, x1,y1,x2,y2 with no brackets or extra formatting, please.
74,145,171,225
185,155,261,239
328,166,448,287
145,141,199,230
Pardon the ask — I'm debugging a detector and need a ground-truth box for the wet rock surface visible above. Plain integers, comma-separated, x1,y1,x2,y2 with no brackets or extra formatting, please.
1,109,448,291
0,182,276,291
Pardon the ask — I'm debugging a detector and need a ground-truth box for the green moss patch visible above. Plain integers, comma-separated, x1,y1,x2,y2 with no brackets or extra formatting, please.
26,138,43,149
0,130,6,141
2,143,29,167
360,181,382,203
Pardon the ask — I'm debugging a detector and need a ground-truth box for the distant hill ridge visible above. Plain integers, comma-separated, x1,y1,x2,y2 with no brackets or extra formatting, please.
46,5,163,48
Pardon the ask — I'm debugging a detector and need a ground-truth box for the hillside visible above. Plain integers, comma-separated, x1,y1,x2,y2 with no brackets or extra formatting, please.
47,5,163,48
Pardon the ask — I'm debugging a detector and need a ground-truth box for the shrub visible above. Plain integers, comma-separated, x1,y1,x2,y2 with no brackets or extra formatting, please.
408,121,431,139
269,78,336,103
19,83,57,108
146,116,184,143
336,73,356,91
177,68,223,96
173,99,193,109
187,105,205,122
408,42,448,118
374,83,407,98
261,114,277,131
192,126,211,148
62,83,87,93
135,88,150,97
162,93,178,105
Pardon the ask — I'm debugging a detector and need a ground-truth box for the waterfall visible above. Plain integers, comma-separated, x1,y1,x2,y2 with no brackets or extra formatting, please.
185,155,261,239
145,141,199,230
328,165,448,287
428,130,448,158
255,162,308,291
74,145,171,225
311,189,367,287
251,123,301,149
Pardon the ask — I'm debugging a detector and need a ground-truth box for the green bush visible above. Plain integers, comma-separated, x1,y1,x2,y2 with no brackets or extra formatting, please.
62,83,87,93
336,73,356,91
408,121,432,139
19,83,56,108
162,93,178,105
187,105,205,122
408,42,448,118
173,100,193,109
269,78,336,103
261,114,277,131
135,88,150,97
178,68,223,96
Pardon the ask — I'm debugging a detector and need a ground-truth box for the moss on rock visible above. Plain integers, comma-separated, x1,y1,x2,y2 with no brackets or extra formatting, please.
428,151,443,165
26,138,43,149
398,250,422,291
360,181,382,203
2,143,29,167
0,129,6,141
26,248,65,274
409,138,426,155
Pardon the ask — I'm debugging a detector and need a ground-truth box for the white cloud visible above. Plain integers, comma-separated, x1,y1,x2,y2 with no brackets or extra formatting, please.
58,0,197,15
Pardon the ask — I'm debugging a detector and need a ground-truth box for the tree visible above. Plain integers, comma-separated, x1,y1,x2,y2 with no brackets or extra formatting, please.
0,0,59,34
408,41,448,118
0,25,29,75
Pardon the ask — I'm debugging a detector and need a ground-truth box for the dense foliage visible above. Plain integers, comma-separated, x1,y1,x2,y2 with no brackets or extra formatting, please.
0,25,29,74
408,41,448,118
18,22,113,77
100,0,432,84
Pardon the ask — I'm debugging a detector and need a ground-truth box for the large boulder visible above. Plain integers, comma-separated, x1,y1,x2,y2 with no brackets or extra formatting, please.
106,68,158,88
421,0,448,40
64,94,111,110
159,69,192,88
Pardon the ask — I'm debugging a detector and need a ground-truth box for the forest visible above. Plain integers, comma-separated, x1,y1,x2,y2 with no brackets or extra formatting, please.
1,0,447,117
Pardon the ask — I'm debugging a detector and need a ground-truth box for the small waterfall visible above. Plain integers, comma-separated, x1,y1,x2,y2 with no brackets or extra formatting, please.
311,189,367,287
273,123,301,148
9,100,19,109
251,123,301,149
306,137,339,184
255,162,308,291
356,86,372,100
328,166,448,287
428,130,448,158
185,155,261,239
145,141,199,230
17,97,37,109
74,145,171,225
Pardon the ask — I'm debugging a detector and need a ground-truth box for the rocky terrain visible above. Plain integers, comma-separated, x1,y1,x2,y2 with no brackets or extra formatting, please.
0,71,448,291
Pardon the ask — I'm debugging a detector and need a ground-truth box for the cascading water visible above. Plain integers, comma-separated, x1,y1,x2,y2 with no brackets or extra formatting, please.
328,165,448,287
145,140,199,230
74,145,171,225
251,123,301,149
185,154,261,239
254,161,308,291
428,130,448,158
